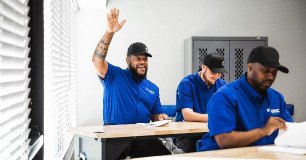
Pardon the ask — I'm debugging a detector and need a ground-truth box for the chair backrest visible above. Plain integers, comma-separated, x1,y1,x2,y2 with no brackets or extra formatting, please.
161,105,177,118
196,140,202,152
286,104,294,116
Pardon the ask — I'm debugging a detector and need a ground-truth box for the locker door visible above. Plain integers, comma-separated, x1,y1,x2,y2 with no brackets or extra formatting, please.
229,40,267,81
193,40,230,82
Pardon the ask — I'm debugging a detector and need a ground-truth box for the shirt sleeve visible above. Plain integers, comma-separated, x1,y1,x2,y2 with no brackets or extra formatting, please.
150,88,163,115
176,81,194,110
97,63,121,86
280,95,294,122
207,90,237,136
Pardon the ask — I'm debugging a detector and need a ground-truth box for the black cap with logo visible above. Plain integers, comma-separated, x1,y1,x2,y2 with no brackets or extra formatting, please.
247,46,289,73
202,53,227,73
127,42,152,57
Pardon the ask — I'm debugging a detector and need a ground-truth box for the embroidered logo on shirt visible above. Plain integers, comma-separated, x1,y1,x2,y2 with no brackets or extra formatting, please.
267,108,280,114
146,88,155,95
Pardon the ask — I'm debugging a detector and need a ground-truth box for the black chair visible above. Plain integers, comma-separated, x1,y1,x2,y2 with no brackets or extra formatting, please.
286,104,294,116
162,105,177,119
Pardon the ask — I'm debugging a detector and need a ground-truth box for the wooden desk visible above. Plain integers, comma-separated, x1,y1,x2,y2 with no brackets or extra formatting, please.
69,122,207,160
135,146,306,160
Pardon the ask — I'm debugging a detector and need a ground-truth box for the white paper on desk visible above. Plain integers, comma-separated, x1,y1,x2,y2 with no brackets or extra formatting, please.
259,121,306,155
275,121,306,148
259,146,306,155
136,120,172,127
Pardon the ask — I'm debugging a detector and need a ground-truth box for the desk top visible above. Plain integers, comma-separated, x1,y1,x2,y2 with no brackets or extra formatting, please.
135,146,306,160
68,122,207,139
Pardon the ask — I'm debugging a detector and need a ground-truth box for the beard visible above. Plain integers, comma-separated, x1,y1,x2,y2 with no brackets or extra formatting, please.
128,63,147,80
255,78,274,92
249,74,274,94
202,70,216,86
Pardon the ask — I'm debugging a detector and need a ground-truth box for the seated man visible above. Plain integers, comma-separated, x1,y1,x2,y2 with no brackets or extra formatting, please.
175,53,227,152
199,46,293,151
92,8,171,159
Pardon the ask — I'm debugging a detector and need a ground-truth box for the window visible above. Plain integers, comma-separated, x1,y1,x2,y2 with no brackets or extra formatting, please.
0,0,31,159
44,0,78,159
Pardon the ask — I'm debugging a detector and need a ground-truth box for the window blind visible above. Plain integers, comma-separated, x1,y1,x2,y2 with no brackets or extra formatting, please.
44,0,78,159
0,0,31,159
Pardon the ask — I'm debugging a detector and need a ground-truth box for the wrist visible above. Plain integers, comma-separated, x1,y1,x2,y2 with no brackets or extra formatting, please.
258,128,267,137
106,31,115,34
203,114,208,122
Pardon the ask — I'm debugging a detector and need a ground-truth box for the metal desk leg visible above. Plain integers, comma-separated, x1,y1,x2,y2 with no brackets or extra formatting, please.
74,136,131,160
74,136,105,160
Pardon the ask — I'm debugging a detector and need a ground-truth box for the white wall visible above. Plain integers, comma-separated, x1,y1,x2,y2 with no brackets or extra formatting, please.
76,0,306,125
76,8,105,126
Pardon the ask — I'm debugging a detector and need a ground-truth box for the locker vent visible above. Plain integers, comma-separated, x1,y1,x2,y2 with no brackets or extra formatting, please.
235,48,244,79
198,48,208,71
216,48,226,79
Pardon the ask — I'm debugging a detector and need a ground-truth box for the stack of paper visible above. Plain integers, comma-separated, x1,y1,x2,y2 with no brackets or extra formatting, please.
259,121,306,155
275,121,306,147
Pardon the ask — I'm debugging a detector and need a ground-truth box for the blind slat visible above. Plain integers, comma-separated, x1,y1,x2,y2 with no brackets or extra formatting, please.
0,2,29,26
0,28,30,47
0,15,30,37
0,56,30,69
0,99,30,124
2,0,29,15
0,42,30,58
0,68,30,83
0,87,30,111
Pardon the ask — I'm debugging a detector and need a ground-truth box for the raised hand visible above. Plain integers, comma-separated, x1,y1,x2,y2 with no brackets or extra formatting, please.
106,8,126,33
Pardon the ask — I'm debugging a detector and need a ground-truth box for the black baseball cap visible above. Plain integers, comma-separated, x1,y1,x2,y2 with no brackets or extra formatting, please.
247,46,289,73
202,53,227,73
127,42,152,57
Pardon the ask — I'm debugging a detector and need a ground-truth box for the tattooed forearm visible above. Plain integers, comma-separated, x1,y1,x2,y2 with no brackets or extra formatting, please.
93,32,114,61
95,50,107,60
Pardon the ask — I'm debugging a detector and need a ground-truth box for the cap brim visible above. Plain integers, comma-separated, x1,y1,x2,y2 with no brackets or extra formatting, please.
141,52,152,57
129,52,152,57
277,65,289,73
210,68,228,74
145,53,152,57
261,62,289,73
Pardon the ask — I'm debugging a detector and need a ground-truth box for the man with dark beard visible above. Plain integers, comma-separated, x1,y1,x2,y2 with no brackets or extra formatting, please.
92,8,170,159
175,53,227,152
199,46,293,151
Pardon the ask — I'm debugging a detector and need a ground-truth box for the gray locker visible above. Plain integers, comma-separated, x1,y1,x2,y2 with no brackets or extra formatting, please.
193,40,230,81
184,37,268,82
229,40,267,81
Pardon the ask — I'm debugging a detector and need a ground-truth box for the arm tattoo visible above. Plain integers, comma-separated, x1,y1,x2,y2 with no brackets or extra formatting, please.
93,32,114,61
100,39,110,46
95,50,107,60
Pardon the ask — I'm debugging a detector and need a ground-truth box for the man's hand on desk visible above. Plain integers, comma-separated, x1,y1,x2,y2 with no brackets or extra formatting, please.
261,117,287,136
151,114,170,121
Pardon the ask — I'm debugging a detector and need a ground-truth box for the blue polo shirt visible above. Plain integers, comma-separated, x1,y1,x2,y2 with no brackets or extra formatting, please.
199,73,293,151
175,72,226,121
98,63,163,125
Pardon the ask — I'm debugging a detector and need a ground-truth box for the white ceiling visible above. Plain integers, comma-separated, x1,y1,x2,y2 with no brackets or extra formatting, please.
77,0,106,9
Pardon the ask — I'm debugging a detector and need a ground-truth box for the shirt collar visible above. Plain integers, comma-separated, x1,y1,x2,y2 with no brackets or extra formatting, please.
126,68,144,84
240,73,263,99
